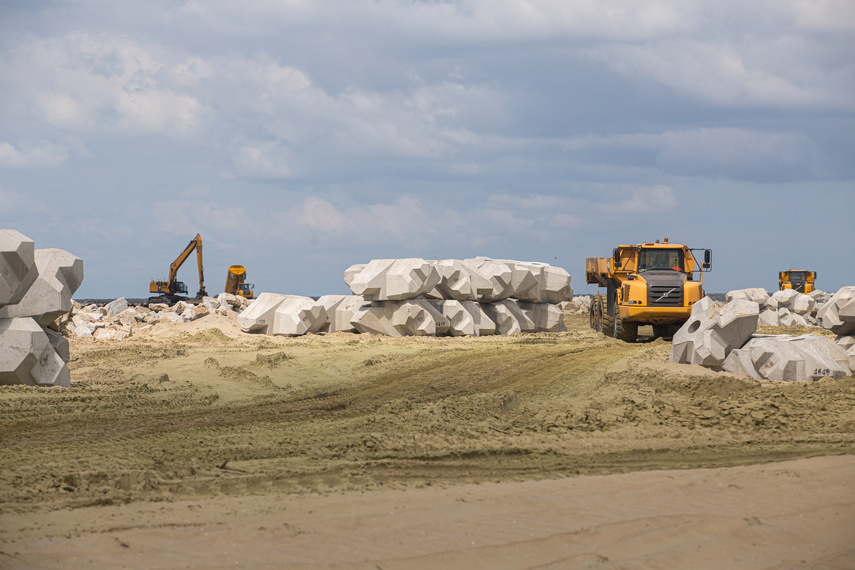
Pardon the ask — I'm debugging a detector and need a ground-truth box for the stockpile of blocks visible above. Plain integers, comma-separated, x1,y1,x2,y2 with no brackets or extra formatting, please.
670,286,855,382
237,257,573,337
0,229,83,387
725,287,828,326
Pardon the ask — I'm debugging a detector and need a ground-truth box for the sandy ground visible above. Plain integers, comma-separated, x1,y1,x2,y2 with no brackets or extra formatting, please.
1,312,854,568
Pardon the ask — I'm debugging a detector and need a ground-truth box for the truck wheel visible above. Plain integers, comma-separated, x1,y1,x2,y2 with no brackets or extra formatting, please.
600,294,615,336
614,313,638,342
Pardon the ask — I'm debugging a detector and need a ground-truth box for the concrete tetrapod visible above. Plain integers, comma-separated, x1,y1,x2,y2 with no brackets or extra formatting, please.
352,300,449,337
462,259,514,302
0,229,38,308
670,297,760,369
482,299,535,335
0,317,70,387
722,334,851,382
316,295,370,333
817,286,855,335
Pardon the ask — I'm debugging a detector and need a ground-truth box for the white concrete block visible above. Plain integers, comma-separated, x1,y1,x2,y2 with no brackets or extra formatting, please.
0,248,83,326
236,292,291,334
343,264,366,289
726,288,770,304
758,308,779,326
0,229,38,308
424,260,477,301
482,299,535,335
777,308,807,327
817,286,855,335
352,300,448,337
104,297,129,315
0,317,70,387
463,259,513,302
790,293,816,316
271,296,328,336
670,297,759,369
723,334,850,381
523,303,567,332
349,259,441,301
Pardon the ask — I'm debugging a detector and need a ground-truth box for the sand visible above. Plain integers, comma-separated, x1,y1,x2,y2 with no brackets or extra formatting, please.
1,312,854,568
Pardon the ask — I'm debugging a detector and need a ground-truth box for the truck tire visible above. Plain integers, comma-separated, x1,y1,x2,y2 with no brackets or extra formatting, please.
599,294,615,336
589,298,599,331
614,312,638,342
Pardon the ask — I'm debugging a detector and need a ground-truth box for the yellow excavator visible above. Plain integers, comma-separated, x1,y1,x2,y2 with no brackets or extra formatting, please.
224,265,254,299
149,233,207,303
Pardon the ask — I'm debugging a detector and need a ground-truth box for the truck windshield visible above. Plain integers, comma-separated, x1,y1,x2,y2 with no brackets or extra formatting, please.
638,248,684,272
789,271,806,280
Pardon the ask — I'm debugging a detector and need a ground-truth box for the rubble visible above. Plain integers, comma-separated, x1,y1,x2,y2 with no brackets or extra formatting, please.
722,334,851,382
670,298,759,369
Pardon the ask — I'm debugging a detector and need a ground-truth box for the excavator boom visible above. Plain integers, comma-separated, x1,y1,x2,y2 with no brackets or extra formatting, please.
149,233,207,301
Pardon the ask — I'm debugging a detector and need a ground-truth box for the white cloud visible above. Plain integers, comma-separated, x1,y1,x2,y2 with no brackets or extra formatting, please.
0,141,67,169
231,141,293,179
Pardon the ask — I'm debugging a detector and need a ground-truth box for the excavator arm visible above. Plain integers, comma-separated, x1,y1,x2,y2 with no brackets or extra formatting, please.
166,233,206,298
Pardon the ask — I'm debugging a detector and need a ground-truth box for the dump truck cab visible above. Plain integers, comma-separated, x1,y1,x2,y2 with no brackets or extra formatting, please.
778,269,815,294
586,239,712,342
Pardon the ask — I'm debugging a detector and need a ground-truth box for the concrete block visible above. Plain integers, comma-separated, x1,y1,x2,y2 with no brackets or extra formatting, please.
521,303,567,332
726,288,770,304
777,308,807,327
428,300,474,336
0,248,83,326
670,297,759,369
343,264,366,289
348,259,441,301
817,286,855,335
316,295,366,333
463,259,513,302
758,308,779,326
482,299,535,335
0,317,70,387
790,293,816,316
352,300,449,336
723,334,850,381
468,257,573,303
0,229,38,308
271,296,328,336
765,289,800,310
236,292,290,334
424,260,478,301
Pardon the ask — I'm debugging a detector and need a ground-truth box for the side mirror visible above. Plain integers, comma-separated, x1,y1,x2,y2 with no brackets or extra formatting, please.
704,250,711,264
613,249,620,267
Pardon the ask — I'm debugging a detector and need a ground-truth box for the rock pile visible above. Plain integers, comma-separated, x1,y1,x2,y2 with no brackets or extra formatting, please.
62,294,250,340
0,229,83,387
238,257,573,337
672,286,855,381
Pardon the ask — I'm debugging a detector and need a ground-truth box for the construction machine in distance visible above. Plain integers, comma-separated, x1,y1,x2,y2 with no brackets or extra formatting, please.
224,265,254,299
778,269,816,294
149,233,207,303
586,238,712,342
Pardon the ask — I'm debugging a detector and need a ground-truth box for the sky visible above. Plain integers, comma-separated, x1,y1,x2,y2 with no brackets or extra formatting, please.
1,0,853,300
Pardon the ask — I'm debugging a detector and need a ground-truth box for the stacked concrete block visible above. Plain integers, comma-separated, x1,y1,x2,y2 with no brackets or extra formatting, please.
522,303,567,333
348,259,441,301
725,288,770,305
316,294,368,333
465,257,573,304
670,297,760,369
0,229,82,387
722,334,851,382
817,286,855,335
352,300,449,337
236,292,292,334
427,300,496,337
461,258,514,302
271,296,328,337
0,248,83,326
424,259,486,301
0,317,70,387
0,229,38,308
482,300,536,335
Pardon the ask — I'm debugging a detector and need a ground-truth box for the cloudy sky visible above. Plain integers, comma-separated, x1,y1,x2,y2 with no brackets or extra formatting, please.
1,0,853,299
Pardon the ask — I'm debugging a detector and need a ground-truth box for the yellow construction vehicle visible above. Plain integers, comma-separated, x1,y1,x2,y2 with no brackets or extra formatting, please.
586,238,712,342
778,269,816,293
149,233,207,303
224,265,254,299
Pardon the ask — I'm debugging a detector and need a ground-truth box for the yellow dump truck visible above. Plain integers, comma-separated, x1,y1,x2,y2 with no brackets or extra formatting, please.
224,265,255,299
586,238,712,342
778,269,816,294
